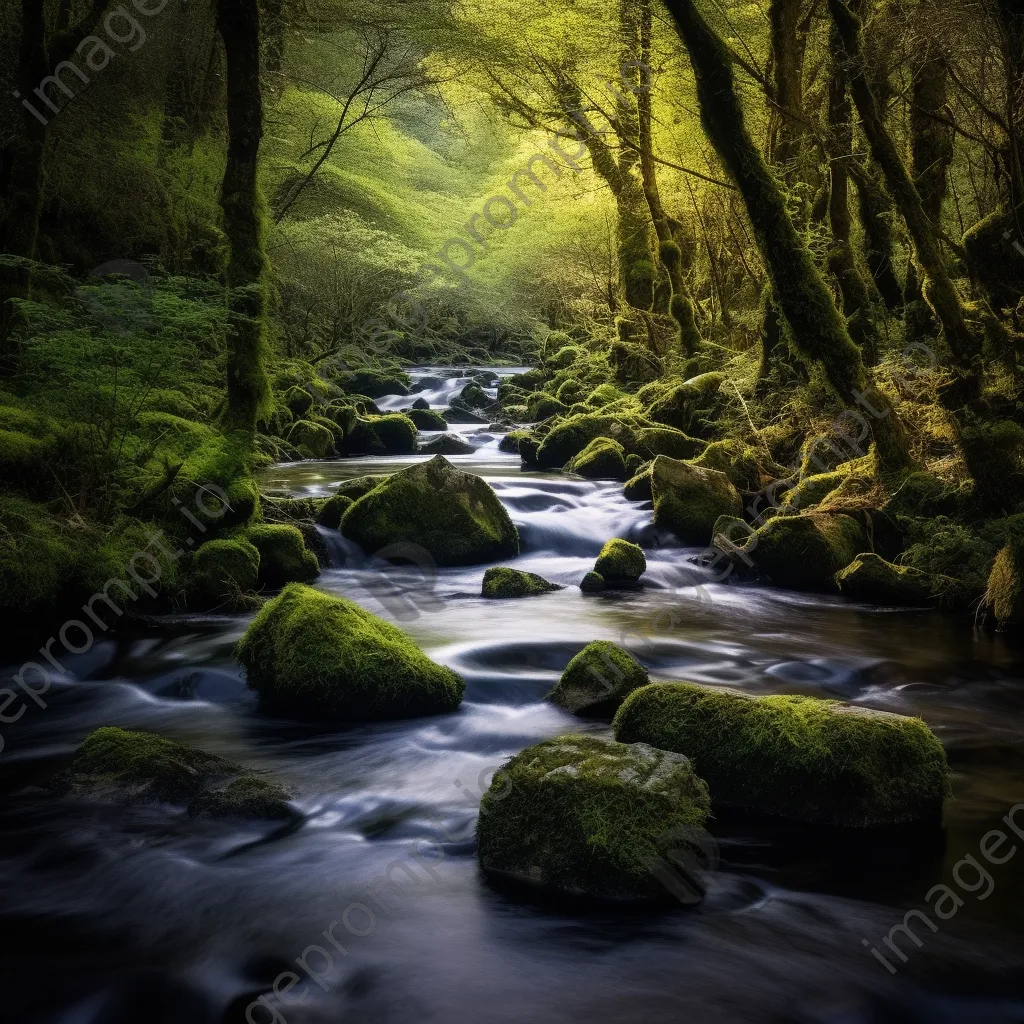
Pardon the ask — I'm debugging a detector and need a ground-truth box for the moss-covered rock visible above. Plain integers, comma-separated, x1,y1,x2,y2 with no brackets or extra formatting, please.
498,430,532,454
525,392,568,422
460,382,491,409
420,432,475,455
548,641,649,717
406,407,448,431
482,567,562,599
580,570,605,593
623,463,653,501
645,372,725,437
959,419,1024,511
476,734,710,901
536,413,638,469
188,775,295,821
835,553,936,605
336,368,411,398
336,475,384,502
594,538,646,583
691,439,770,491
585,383,628,408
984,538,1024,630
783,469,854,511
236,584,465,718
283,386,314,418
316,494,353,529
324,402,359,435
565,437,628,480
555,378,587,405
746,513,865,591
609,340,663,388
189,537,261,606
614,683,949,827
342,414,418,455
651,456,743,544
245,524,320,588
287,419,335,458
341,455,519,565
633,427,705,461
546,344,586,369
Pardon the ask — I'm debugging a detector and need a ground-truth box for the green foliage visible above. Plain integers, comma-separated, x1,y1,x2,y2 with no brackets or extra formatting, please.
236,583,465,718
614,683,949,827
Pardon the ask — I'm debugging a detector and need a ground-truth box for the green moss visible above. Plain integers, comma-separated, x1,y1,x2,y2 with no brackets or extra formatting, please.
316,494,353,529
548,642,649,717
546,344,586,369
985,538,1024,630
631,427,704,462
341,455,519,566
836,552,937,605
285,419,334,459
335,368,411,398
336,475,384,501
0,429,52,491
609,340,663,389
525,392,568,422
244,524,320,588
420,433,475,455
959,419,1024,511
189,537,261,607
498,430,532,454
580,570,606,593
623,464,653,501
406,407,448,430
0,493,77,611
145,388,200,419
614,683,949,827
236,583,465,718
555,378,586,405
283,386,314,417
565,437,628,480
691,440,770,491
482,566,562,599
645,373,725,437
52,727,229,804
536,413,640,469
342,414,418,455
783,469,854,511
460,383,491,409
594,538,646,583
746,512,866,592
884,471,958,519
188,774,294,820
324,402,359,435
651,456,743,544
476,734,710,902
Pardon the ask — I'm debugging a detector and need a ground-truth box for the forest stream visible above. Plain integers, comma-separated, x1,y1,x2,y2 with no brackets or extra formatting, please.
1,367,1023,1024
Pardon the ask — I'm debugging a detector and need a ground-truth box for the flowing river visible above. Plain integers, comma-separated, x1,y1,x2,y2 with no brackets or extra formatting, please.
1,368,1023,1023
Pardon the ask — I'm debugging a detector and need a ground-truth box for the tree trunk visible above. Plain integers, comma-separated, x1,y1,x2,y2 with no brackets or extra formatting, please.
850,160,903,310
216,0,272,433
828,0,980,402
768,0,805,168
997,0,1024,210
663,0,912,473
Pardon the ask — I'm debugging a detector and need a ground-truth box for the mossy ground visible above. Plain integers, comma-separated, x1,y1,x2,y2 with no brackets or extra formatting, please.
236,583,465,718
614,683,949,827
476,734,710,902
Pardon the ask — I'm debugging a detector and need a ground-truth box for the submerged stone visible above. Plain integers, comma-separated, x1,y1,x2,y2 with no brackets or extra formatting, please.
420,433,474,456
476,734,710,902
236,584,465,718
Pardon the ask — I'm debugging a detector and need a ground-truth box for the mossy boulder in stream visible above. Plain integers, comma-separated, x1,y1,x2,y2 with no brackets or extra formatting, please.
287,419,335,458
407,407,448,431
316,494,353,529
189,537,261,606
236,584,465,718
476,734,711,902
244,524,320,588
535,413,638,469
342,415,418,455
835,553,936,605
335,368,411,398
745,513,865,592
420,433,474,456
283,386,314,417
565,437,628,480
614,683,949,828
593,538,646,583
341,455,519,565
548,641,649,717
482,567,562,599
336,475,384,502
651,456,742,544
52,727,294,820
580,570,606,593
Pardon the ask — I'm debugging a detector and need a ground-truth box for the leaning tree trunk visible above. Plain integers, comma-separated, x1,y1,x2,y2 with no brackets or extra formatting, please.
997,0,1024,211
635,0,702,353
827,21,880,365
216,0,272,433
850,159,904,310
662,0,912,473
828,0,980,403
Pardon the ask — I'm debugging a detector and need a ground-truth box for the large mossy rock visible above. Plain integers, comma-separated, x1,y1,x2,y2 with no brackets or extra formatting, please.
746,512,865,591
593,538,646,583
336,475,384,502
482,566,562,599
245,524,320,588
565,437,628,480
651,456,742,544
406,407,448,431
535,413,638,469
609,340,663,388
645,372,725,437
633,427,705,461
525,392,568,422
52,727,294,819
614,683,949,828
287,419,335,458
420,433,474,455
341,455,519,566
236,584,465,718
283,386,314,417
476,734,710,902
189,538,260,607
548,641,649,717
984,538,1024,630
342,414,418,456
335,369,411,398
835,552,936,605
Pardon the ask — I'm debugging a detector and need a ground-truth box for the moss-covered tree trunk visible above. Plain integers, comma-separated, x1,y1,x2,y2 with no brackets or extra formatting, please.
850,160,903,310
826,23,880,364
828,0,980,402
662,0,912,473
216,0,272,433
997,0,1024,211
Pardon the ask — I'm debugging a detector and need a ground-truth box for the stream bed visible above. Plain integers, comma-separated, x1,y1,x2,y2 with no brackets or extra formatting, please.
2,368,1024,1023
